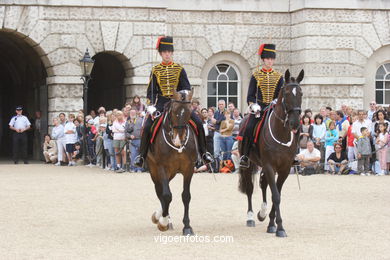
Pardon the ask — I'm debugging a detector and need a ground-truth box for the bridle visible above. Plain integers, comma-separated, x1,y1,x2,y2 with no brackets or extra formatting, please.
273,82,302,127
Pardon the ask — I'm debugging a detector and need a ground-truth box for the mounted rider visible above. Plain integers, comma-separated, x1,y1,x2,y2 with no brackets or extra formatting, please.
239,43,284,167
134,36,214,168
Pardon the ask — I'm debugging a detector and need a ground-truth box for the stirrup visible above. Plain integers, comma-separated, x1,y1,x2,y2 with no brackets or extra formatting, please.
239,155,250,168
202,152,214,164
134,155,145,168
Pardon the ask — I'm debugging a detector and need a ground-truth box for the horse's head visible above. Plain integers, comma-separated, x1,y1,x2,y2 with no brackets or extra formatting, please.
169,89,193,147
278,69,304,133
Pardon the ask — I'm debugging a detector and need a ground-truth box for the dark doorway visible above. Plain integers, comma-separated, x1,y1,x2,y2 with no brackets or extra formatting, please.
0,31,48,159
88,52,126,112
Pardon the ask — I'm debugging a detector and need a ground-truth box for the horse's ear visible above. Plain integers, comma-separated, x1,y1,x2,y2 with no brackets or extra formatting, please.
284,69,290,82
187,89,193,101
296,69,304,83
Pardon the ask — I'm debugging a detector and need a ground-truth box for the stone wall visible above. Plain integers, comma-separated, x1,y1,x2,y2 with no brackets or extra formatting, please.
2,1,390,126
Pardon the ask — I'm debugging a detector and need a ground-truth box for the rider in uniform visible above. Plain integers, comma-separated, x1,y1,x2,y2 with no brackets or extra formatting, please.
239,43,284,167
134,36,214,167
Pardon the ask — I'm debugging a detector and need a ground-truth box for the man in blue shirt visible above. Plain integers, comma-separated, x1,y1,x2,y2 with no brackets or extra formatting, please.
9,106,31,164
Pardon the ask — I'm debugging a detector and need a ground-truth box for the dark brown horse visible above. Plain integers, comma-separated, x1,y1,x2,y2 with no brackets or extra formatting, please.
238,69,304,237
148,89,198,236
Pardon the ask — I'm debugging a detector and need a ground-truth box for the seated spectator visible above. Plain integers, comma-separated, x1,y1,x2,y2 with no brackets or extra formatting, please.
72,142,83,164
296,141,321,174
327,143,348,175
43,134,57,164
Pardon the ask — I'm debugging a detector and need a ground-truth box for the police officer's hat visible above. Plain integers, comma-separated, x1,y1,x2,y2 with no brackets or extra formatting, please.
15,106,23,110
258,43,276,59
156,36,174,52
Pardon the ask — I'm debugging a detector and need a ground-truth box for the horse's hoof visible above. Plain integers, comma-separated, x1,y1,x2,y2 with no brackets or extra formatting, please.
168,223,174,230
267,225,277,233
157,222,169,232
276,230,288,238
183,227,194,236
257,211,267,222
151,212,159,224
246,220,256,227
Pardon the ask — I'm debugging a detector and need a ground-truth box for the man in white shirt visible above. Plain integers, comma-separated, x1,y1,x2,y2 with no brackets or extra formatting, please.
367,101,377,121
9,106,31,164
352,110,372,139
297,141,321,171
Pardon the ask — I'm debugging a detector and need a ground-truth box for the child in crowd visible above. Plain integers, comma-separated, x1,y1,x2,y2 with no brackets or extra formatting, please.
375,123,388,175
95,124,106,168
72,142,83,164
86,119,98,166
356,127,372,176
324,121,339,171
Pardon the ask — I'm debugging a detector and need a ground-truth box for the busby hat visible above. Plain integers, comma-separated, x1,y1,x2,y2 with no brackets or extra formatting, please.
156,36,174,52
258,43,276,59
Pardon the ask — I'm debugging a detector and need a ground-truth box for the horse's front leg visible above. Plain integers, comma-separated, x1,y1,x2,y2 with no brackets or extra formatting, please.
182,168,194,236
157,172,173,232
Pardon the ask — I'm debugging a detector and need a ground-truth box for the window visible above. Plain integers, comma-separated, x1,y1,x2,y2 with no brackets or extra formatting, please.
376,64,390,105
207,63,240,108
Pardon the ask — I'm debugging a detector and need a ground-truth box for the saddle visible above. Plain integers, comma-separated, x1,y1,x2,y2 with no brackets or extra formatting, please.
150,113,198,144
237,105,273,144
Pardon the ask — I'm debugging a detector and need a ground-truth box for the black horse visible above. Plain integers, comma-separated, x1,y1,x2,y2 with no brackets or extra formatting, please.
238,69,304,237
148,89,198,236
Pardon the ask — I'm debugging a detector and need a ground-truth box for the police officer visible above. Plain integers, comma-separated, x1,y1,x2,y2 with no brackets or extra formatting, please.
9,106,31,164
134,36,214,168
239,43,284,167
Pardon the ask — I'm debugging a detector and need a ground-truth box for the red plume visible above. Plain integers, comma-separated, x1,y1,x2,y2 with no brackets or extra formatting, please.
258,43,265,55
156,36,164,49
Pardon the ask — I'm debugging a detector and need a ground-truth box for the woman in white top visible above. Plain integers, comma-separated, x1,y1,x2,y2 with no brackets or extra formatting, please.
112,111,127,172
52,117,66,166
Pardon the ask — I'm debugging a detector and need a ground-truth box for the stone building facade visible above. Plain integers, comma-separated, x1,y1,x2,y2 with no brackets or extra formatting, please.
1,0,390,155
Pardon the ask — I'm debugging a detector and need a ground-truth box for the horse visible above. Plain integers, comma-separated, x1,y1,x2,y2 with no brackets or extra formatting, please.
147,89,198,236
238,69,304,237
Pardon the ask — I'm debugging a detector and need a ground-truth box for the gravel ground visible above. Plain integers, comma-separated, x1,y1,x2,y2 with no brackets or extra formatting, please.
0,164,389,260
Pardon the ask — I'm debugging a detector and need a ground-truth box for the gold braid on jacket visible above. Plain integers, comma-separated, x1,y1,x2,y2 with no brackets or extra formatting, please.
152,62,183,97
253,69,282,104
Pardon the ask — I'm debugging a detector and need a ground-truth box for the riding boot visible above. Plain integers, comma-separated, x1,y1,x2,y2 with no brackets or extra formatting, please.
134,124,151,168
197,127,214,164
239,137,251,168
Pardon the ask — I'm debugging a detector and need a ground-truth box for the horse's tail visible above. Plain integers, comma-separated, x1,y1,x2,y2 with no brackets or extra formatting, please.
238,163,257,194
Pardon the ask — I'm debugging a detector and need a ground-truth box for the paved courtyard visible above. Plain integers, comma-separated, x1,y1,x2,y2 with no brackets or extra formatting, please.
0,164,389,260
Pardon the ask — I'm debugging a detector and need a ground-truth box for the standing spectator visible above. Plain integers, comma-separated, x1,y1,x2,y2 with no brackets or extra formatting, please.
43,134,57,164
327,143,348,175
303,109,314,124
232,108,242,138
372,110,389,137
112,111,127,173
335,110,350,151
346,113,358,165
312,114,326,166
52,117,66,166
352,110,372,140
191,99,201,116
64,114,77,166
94,107,106,128
320,107,329,126
95,124,106,168
227,102,236,116
219,110,234,161
356,127,372,176
201,108,214,155
346,106,354,121
367,101,377,121
341,104,348,117
86,119,98,166
211,100,226,161
231,140,240,173
125,109,144,172
9,106,31,164
375,123,388,175
299,115,313,151
326,110,337,129
104,111,116,170
59,112,67,126
324,121,339,171
73,118,82,142
130,95,145,113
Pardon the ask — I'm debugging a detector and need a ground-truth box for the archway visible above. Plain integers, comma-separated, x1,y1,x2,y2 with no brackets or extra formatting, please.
88,52,126,112
0,31,48,159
